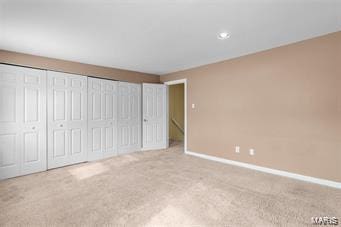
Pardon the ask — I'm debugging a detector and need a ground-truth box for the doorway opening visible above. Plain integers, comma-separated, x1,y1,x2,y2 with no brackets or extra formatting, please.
165,79,187,152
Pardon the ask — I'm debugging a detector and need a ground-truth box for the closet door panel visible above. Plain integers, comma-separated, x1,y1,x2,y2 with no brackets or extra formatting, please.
88,78,117,161
0,64,46,180
131,124,139,146
71,90,82,120
88,78,103,161
70,128,82,154
47,71,87,169
0,133,18,170
48,73,68,168
22,69,47,174
0,68,21,179
103,81,117,158
118,82,141,154
53,129,67,158
68,75,87,163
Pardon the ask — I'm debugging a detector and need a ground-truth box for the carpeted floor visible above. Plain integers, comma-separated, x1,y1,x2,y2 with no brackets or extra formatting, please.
0,143,340,226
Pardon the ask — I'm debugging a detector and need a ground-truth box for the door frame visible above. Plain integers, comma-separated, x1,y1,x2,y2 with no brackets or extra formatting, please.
164,79,187,152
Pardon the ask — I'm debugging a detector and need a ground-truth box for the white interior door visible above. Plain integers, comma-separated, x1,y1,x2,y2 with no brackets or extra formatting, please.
47,71,87,169
118,82,141,154
88,78,118,161
0,64,46,180
142,83,167,150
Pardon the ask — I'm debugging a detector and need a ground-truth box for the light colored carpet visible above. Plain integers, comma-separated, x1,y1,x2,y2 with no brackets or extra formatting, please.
0,143,340,226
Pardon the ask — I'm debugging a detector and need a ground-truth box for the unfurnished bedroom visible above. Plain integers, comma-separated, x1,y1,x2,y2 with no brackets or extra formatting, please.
0,0,340,226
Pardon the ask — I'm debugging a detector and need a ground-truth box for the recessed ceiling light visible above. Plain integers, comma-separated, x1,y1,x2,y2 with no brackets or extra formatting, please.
217,31,230,40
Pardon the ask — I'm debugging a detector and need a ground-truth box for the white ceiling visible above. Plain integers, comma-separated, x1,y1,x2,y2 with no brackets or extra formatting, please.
0,0,340,75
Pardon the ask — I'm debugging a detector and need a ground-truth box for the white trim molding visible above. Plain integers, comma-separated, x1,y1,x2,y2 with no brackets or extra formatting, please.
164,79,187,152
185,150,341,189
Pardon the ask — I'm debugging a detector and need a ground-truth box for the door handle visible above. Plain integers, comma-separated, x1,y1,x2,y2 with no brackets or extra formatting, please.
32,126,36,130
143,119,147,122
60,124,63,127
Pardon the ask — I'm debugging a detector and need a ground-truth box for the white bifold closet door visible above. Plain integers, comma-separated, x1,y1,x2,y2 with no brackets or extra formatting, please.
0,64,47,180
88,78,118,161
47,71,87,169
142,83,167,150
118,82,141,154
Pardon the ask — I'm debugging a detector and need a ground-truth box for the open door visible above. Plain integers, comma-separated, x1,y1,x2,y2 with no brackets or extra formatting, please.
142,83,167,150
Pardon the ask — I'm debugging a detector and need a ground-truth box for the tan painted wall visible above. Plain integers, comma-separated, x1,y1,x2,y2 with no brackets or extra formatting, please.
169,84,184,141
161,31,341,182
0,50,159,83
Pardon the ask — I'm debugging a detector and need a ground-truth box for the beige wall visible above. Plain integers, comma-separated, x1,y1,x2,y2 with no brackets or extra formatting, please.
161,31,341,182
1,32,340,182
169,84,184,141
0,50,159,83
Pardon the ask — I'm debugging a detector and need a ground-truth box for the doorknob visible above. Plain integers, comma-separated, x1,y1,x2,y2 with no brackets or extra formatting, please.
144,119,147,122
32,126,36,130
60,124,63,127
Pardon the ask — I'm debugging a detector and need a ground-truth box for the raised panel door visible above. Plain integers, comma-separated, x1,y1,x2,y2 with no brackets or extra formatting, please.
47,71,87,169
142,83,167,150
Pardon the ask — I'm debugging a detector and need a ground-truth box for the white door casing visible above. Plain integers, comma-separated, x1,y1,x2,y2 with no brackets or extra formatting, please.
142,83,167,150
118,82,141,154
88,77,118,161
0,64,47,180
47,71,87,169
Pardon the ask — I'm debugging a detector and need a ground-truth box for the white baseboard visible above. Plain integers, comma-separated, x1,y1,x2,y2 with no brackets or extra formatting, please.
185,150,341,189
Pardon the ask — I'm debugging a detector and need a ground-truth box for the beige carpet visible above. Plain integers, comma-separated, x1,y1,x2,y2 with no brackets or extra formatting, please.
0,143,340,226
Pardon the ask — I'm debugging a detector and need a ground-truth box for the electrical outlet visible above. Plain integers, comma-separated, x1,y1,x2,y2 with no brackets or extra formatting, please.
235,146,240,153
249,149,255,156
